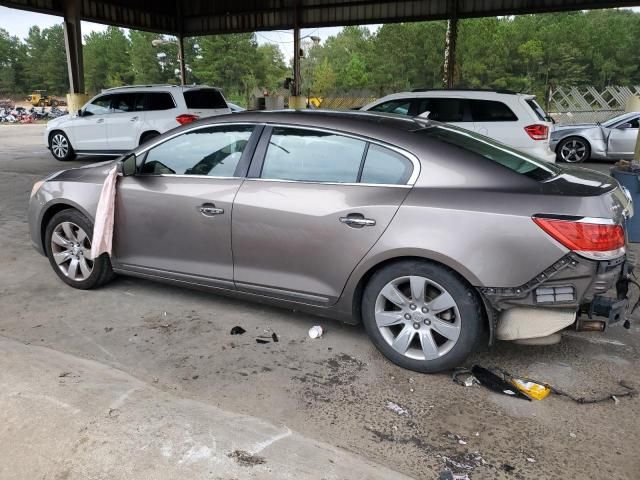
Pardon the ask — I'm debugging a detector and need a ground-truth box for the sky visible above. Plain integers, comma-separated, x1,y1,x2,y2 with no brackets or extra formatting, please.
1,5,638,60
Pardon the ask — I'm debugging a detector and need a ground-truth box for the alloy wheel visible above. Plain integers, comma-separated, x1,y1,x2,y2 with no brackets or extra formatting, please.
51,134,69,159
560,139,587,163
374,275,461,361
50,221,93,281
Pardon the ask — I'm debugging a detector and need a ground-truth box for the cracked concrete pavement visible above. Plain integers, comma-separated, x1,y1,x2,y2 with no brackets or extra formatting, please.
1,124,639,479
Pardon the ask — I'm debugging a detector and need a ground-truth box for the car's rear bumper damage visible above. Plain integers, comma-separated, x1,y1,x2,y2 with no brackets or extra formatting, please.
479,252,634,344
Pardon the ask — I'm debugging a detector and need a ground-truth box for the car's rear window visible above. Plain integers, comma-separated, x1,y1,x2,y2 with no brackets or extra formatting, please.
417,125,560,181
184,89,228,109
526,99,551,122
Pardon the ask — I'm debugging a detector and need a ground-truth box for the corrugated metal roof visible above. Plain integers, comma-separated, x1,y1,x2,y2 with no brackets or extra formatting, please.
1,0,638,35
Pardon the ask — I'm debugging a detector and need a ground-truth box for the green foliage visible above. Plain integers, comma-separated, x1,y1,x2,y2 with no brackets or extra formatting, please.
312,58,337,96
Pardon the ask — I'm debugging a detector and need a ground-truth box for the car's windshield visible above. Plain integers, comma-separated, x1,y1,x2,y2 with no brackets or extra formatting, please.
602,113,636,128
416,124,561,181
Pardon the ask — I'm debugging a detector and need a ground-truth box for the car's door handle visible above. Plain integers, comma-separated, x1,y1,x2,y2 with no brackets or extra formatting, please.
96,118,104,124
130,116,139,122
339,214,376,228
198,203,224,217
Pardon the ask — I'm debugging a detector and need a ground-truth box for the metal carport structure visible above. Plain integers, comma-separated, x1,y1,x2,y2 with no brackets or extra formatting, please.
1,0,639,97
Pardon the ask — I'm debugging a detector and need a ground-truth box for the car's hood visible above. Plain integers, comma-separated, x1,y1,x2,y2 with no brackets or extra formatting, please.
553,123,597,131
46,114,72,129
550,123,601,140
53,159,117,182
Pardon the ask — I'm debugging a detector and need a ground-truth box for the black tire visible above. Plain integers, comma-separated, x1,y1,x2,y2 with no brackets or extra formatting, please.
556,136,591,163
139,131,160,146
51,99,58,107
44,209,115,290
362,260,483,373
38,100,45,107
49,131,76,161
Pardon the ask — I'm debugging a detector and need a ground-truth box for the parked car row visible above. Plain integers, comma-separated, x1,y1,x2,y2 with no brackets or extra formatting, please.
45,85,637,165
31,110,633,372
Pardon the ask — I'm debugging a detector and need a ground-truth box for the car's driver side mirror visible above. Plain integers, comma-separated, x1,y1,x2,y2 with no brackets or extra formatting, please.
118,153,137,177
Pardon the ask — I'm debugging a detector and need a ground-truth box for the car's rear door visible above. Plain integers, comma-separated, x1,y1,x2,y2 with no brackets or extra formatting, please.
113,123,261,286
231,125,417,305
105,92,146,151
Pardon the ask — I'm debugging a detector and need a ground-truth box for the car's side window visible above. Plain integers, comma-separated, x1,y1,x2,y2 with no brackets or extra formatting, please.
260,127,366,183
418,98,469,122
83,95,113,116
369,99,412,116
112,93,145,113
140,126,254,177
625,117,640,129
469,100,518,122
146,92,176,111
360,144,413,185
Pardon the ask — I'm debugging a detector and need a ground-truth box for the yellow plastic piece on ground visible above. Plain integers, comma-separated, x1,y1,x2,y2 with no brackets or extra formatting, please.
512,379,551,400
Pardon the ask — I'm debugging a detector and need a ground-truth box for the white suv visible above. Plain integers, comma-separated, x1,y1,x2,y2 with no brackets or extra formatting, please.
46,85,231,161
361,89,556,162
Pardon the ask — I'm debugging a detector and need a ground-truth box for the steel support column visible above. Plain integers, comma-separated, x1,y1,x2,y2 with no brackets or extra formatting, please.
178,34,186,85
63,0,84,93
442,4,458,89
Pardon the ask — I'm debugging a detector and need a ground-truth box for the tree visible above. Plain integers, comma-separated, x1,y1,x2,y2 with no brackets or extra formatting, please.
129,30,164,84
84,27,132,92
312,58,336,96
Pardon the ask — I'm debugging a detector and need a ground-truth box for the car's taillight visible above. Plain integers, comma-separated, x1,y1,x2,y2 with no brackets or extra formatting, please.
176,114,199,125
524,124,549,140
533,216,625,260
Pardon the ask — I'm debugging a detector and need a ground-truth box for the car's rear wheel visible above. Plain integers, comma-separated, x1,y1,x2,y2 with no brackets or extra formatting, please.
49,131,76,161
557,137,590,163
45,209,114,290
362,260,482,373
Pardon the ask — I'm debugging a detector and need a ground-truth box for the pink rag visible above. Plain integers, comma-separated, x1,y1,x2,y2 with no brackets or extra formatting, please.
90,165,119,259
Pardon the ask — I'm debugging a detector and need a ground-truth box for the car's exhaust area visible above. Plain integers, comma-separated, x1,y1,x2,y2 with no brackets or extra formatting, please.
496,307,576,342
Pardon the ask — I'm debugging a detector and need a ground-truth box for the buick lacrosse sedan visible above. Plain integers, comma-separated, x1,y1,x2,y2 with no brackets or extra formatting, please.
29,110,633,372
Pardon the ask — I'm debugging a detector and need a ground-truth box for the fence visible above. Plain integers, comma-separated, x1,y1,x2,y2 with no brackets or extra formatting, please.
548,86,640,124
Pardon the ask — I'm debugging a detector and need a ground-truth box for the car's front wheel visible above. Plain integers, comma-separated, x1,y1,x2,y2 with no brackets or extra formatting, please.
557,136,590,163
45,209,114,289
362,260,483,373
49,131,76,161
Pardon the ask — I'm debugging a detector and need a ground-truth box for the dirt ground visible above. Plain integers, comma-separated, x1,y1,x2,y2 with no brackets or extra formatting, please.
1,124,639,479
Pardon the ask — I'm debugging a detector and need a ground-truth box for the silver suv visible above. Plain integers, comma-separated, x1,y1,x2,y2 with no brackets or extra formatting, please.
29,111,633,372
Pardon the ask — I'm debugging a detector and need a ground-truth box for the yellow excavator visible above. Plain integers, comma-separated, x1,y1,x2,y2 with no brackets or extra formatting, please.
26,90,65,107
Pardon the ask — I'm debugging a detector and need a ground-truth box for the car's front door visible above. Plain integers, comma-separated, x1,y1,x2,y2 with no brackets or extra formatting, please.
70,94,112,150
232,126,417,305
113,123,259,286
608,115,640,159
106,92,146,152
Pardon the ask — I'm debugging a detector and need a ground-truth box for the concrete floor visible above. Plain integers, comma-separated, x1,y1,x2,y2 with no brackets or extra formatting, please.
1,124,639,480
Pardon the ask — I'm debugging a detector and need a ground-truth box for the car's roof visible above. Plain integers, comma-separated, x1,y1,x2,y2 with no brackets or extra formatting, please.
203,109,427,138
101,84,222,93
370,90,535,102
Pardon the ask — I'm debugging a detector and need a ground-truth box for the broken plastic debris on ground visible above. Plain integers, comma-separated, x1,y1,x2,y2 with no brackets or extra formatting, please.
453,364,636,403
308,325,323,338
385,400,409,416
